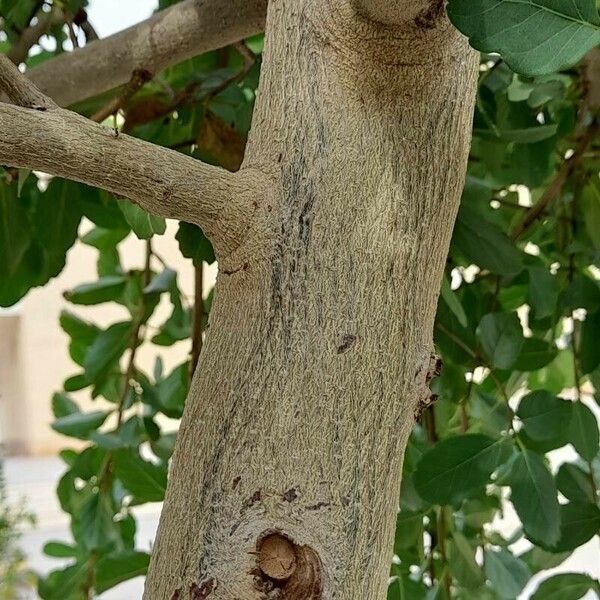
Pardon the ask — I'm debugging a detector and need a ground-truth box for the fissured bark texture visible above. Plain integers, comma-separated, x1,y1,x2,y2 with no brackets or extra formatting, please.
144,1,477,598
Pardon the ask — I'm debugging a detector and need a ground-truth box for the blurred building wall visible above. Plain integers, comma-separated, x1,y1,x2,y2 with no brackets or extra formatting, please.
0,219,216,455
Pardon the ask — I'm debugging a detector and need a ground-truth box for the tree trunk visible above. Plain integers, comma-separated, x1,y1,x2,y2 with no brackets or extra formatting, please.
144,2,477,598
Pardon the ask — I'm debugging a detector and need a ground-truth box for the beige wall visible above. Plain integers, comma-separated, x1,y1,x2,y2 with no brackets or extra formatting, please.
0,219,216,456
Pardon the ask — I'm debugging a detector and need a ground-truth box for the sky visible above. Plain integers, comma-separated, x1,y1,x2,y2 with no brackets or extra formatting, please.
86,0,156,37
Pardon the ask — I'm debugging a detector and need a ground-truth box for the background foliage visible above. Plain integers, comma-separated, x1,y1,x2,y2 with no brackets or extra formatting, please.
0,0,599,598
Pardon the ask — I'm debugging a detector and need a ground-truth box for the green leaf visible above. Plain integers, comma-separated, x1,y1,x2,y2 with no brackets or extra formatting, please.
528,266,557,319
52,410,110,440
441,275,468,328
176,221,215,265
78,493,119,551
477,312,524,370
582,179,600,250
448,532,484,589
38,561,88,600
414,434,510,504
516,391,572,442
520,546,571,573
567,401,599,461
580,310,600,374
155,363,189,418
551,501,600,551
514,338,558,371
83,321,133,381
51,393,80,418
144,268,177,294
43,541,79,558
95,550,150,593
0,181,34,306
113,450,167,502
508,450,560,545
447,0,600,76
483,548,531,600
64,275,127,305
119,200,166,239
556,463,596,503
531,573,596,600
452,206,523,275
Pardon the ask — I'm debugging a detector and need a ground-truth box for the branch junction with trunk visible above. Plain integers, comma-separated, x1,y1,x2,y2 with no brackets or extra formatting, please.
0,0,478,597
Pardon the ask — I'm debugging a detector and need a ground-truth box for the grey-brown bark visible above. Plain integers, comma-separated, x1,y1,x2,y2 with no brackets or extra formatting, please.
24,0,267,108
145,2,478,598
0,0,477,597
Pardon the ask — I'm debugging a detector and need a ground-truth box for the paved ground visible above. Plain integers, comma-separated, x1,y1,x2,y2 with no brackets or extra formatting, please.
4,456,599,599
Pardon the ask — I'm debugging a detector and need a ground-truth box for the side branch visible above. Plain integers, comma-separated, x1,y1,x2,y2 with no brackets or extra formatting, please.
25,0,267,108
0,59,257,256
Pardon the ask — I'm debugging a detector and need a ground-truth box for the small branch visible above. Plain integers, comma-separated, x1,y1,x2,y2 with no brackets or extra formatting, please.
91,68,152,123
6,9,54,66
510,123,599,241
0,57,262,257
74,9,99,42
23,0,267,107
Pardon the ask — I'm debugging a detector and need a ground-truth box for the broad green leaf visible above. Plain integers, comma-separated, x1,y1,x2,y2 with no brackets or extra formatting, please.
484,548,531,600
393,510,424,552
51,393,80,418
441,276,468,328
144,268,177,295
477,312,524,370
514,338,558,371
95,550,150,593
448,0,600,76
81,226,129,250
580,310,600,374
0,181,34,306
78,493,119,551
83,321,133,381
113,450,167,502
33,179,84,280
551,501,600,551
567,401,599,461
64,275,127,305
556,463,596,503
414,434,510,504
582,179,600,250
517,391,572,442
564,275,600,311
520,546,571,573
52,410,110,440
452,206,523,275
528,266,557,319
155,363,189,418
508,450,560,545
448,532,484,589
119,200,166,239
43,541,79,559
176,221,215,265
531,572,596,600
38,561,88,600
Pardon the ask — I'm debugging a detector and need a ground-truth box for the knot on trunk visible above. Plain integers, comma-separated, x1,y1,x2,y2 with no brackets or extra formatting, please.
254,532,322,599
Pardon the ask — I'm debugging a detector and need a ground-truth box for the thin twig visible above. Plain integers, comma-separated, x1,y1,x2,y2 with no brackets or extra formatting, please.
510,122,599,241
6,9,54,65
91,68,152,123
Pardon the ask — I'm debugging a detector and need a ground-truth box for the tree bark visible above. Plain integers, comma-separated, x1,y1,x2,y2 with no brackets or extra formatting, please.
23,0,267,108
144,1,477,598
